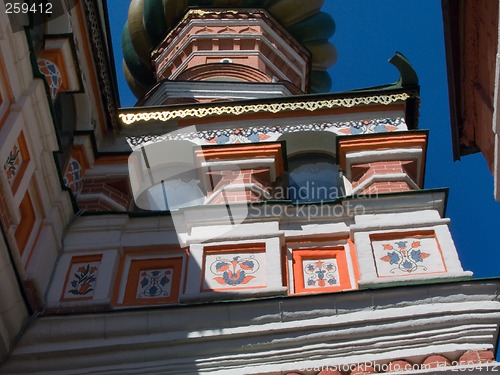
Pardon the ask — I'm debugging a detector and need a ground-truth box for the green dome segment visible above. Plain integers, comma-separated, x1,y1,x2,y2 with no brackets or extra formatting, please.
122,0,337,97
163,0,188,30
289,12,335,44
306,42,338,70
240,0,268,5
144,0,168,46
123,60,147,99
267,0,324,26
122,21,155,89
188,0,213,5
310,70,332,93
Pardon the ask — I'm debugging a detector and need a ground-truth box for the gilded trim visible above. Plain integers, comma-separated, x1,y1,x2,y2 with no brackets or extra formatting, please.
119,93,411,125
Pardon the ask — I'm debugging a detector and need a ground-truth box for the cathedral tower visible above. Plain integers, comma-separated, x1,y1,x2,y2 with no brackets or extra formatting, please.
0,1,498,374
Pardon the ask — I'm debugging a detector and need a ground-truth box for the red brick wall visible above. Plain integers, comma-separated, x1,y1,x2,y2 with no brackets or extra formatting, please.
350,160,417,195
207,168,270,204
79,178,131,211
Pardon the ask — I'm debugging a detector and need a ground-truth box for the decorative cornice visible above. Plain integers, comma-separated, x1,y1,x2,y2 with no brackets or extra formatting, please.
152,8,310,61
337,131,428,171
119,92,411,125
82,0,118,130
125,117,406,149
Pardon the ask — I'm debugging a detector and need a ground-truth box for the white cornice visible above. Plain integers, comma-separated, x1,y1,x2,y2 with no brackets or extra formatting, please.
60,191,448,250
143,81,295,106
2,280,500,374
351,173,420,195
344,148,424,184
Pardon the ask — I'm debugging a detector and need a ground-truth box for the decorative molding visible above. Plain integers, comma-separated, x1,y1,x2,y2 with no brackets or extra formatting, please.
63,158,83,195
175,63,272,83
154,8,310,62
127,117,406,149
351,172,420,195
37,36,82,98
82,0,118,130
36,58,63,99
119,93,411,125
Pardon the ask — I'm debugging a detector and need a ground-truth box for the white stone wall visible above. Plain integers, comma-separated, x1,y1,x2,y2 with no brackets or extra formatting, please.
42,190,472,311
0,231,28,362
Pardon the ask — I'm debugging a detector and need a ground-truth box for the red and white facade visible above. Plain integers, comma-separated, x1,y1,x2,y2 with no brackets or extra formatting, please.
0,1,499,374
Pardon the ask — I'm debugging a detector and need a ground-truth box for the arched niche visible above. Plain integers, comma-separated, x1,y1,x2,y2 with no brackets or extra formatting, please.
277,131,337,158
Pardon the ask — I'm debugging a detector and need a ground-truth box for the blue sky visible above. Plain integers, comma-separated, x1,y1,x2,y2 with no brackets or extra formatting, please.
108,0,500,278
325,0,500,279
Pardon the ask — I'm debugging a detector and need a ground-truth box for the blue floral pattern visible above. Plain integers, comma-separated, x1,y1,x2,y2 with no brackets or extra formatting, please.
211,255,260,286
4,143,21,186
136,269,172,298
380,240,430,273
303,259,338,288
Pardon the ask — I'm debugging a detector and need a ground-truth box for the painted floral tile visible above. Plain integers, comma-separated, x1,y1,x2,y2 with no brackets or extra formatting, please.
62,260,100,300
203,251,266,290
302,258,340,289
372,236,446,277
136,268,173,299
292,248,350,294
118,257,183,306
4,142,22,186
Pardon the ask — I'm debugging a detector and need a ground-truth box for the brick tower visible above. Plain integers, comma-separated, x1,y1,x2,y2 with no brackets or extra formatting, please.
0,1,498,374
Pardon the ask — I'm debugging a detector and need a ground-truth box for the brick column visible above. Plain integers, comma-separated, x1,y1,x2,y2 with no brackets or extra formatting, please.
351,160,418,195
207,168,271,204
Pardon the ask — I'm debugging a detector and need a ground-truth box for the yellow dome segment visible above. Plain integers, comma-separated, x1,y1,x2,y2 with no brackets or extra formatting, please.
128,0,153,65
267,0,324,26
163,0,188,29
306,42,338,70
122,21,155,88
288,12,335,44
